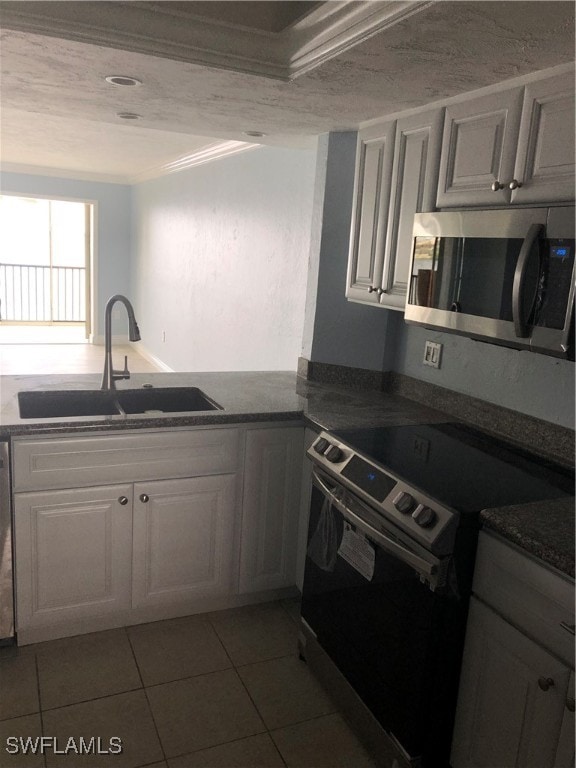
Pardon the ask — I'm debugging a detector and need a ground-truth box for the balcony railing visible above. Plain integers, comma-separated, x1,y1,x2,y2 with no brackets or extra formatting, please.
0,263,86,323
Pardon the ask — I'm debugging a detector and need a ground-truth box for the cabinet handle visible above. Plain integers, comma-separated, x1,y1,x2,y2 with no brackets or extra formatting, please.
508,179,523,190
538,677,555,692
376,287,385,296
118,496,129,506
139,494,149,503
491,181,505,192
367,286,377,293
560,621,575,635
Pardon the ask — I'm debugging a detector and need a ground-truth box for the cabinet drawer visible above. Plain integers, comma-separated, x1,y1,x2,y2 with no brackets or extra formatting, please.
473,531,575,665
13,428,240,491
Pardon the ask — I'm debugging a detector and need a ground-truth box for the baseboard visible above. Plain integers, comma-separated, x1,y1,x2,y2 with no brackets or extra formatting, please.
132,342,174,372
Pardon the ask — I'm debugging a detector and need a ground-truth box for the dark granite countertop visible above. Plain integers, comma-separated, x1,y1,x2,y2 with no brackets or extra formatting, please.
1,370,573,578
0,371,450,437
481,498,575,579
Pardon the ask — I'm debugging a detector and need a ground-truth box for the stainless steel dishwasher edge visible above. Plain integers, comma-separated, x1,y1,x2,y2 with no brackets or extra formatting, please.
0,439,14,643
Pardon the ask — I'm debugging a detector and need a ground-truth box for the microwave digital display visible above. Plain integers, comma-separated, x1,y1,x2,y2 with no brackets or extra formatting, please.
551,245,570,259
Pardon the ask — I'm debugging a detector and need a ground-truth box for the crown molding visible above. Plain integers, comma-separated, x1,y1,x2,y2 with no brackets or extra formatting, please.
2,1,434,81
0,141,262,186
0,162,131,185
132,141,261,183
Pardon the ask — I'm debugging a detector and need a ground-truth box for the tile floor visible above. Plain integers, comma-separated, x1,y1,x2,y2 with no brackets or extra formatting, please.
0,342,161,376
0,600,379,768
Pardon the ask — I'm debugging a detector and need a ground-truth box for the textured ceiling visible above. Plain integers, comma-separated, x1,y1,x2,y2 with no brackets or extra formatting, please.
0,1,574,182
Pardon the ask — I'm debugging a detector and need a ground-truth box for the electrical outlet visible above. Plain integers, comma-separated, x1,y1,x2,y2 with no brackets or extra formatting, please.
423,340,442,368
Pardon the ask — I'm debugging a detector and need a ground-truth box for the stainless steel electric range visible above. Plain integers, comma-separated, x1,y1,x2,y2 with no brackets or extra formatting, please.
299,422,574,768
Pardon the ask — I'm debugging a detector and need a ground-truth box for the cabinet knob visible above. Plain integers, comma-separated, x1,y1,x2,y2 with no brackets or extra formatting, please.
376,287,385,296
367,286,377,293
566,696,575,712
139,493,150,503
508,179,523,190
118,496,129,506
538,677,555,692
491,181,505,192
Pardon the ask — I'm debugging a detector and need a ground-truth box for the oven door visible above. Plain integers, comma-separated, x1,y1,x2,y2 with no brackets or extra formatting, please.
301,468,466,767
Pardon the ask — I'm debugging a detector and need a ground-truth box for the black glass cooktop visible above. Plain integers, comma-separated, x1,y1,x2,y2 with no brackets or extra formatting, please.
333,423,574,514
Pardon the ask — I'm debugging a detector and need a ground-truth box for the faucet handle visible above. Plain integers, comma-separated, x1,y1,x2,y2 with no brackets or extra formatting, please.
113,356,131,381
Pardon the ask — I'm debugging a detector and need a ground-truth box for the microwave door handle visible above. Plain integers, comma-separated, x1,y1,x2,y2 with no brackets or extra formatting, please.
311,468,439,580
513,223,545,337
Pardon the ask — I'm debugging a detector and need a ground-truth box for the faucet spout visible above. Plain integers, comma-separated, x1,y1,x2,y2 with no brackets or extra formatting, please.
101,295,141,391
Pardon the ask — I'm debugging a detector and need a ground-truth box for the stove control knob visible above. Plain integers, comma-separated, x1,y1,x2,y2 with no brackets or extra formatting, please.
325,445,344,463
314,438,330,454
412,505,437,528
393,491,416,514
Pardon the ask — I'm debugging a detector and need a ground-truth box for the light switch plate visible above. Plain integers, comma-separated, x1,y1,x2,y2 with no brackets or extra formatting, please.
423,340,442,368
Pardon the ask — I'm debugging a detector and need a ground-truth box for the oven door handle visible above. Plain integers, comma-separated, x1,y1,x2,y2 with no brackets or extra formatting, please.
312,468,439,580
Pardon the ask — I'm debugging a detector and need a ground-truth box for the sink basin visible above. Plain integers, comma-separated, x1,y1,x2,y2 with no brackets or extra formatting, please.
17,387,222,419
18,390,119,419
115,387,221,415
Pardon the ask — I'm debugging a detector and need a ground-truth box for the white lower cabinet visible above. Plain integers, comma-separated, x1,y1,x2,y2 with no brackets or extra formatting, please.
132,474,237,609
14,484,133,630
451,532,575,768
451,598,570,768
12,424,304,643
239,427,304,594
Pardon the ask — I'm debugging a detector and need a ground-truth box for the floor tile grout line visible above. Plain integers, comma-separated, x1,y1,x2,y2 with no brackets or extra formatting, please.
34,654,47,768
38,685,145,715
125,627,168,765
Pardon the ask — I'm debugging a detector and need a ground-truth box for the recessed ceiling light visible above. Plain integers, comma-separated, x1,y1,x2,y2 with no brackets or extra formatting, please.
105,75,142,87
243,131,266,138
117,112,142,120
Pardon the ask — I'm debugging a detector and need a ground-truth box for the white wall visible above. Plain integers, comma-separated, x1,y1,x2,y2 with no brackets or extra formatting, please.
0,172,131,338
131,145,317,372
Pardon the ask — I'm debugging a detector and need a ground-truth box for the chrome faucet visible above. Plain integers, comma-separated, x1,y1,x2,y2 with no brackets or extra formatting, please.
101,294,141,391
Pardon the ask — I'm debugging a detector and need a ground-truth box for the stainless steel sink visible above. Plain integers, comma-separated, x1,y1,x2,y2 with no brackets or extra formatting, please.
17,387,222,419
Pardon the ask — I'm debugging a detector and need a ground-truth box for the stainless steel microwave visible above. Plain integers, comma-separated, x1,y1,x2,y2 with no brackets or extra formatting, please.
405,207,575,358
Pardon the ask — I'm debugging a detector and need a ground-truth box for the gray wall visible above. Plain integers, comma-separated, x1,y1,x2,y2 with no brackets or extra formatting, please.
0,172,131,338
308,134,575,429
309,133,395,372
131,145,317,372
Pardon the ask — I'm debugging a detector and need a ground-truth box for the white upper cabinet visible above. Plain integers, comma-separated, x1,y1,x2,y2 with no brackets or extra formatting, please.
512,71,575,205
346,121,395,304
381,109,443,309
437,70,575,208
437,88,524,207
346,109,442,310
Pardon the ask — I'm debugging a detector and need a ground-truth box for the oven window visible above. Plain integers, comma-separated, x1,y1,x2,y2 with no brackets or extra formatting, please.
408,235,528,320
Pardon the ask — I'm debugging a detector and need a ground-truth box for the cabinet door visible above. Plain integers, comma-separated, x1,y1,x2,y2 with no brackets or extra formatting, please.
346,121,395,304
555,670,575,768
512,71,575,205
14,484,133,632
380,108,443,310
437,88,523,207
240,427,304,593
132,475,237,609
451,598,570,768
